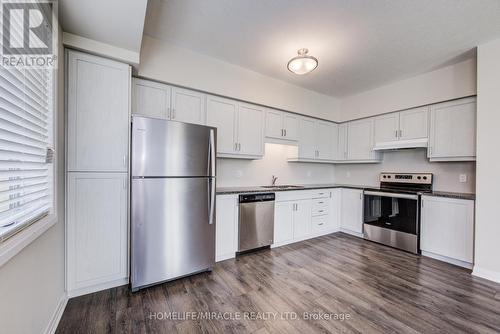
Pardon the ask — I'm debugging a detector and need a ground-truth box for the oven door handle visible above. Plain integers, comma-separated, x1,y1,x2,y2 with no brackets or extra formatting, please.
364,191,418,200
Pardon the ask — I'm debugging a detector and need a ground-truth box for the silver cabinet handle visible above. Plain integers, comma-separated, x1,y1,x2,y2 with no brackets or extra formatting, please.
318,222,324,226
172,108,176,119
281,129,284,136
238,143,241,151
235,142,238,151
399,129,402,137
284,129,287,137
395,130,398,138
167,107,171,119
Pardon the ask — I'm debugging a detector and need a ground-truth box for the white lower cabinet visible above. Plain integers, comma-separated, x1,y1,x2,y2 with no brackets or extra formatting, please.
66,172,128,296
273,189,341,247
340,188,363,235
421,195,474,267
215,194,238,262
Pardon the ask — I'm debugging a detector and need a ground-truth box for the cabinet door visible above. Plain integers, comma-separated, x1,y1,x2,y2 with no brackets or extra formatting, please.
171,87,206,125
336,123,348,160
67,51,130,172
340,189,363,234
265,109,284,139
298,117,317,159
429,97,476,160
132,78,170,119
329,189,341,230
316,121,334,160
67,172,128,292
347,119,375,160
421,196,474,263
215,195,238,261
399,106,429,140
374,113,399,144
293,199,312,239
283,113,299,141
237,103,265,157
274,201,294,245
206,95,237,155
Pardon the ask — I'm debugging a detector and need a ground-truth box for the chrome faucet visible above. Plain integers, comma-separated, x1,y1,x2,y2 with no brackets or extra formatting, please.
271,175,278,186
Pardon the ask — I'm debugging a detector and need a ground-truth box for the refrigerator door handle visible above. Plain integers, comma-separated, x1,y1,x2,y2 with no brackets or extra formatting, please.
208,178,216,225
208,129,216,176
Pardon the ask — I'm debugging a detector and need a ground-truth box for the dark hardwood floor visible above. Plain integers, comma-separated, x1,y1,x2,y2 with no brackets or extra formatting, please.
57,233,500,334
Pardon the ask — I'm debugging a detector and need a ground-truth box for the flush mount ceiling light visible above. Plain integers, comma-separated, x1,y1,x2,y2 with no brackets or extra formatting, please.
287,48,318,75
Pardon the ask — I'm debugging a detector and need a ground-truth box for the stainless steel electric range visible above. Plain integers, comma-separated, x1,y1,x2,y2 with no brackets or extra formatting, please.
363,172,433,254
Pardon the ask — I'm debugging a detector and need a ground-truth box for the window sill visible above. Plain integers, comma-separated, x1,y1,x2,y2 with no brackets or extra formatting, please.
0,214,58,267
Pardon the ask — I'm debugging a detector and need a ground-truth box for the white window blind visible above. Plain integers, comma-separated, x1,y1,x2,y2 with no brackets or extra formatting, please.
0,67,54,242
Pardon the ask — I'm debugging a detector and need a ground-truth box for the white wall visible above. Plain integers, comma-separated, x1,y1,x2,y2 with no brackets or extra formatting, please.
334,149,476,193
139,36,341,121
0,29,66,333
340,58,476,121
217,143,335,187
473,39,500,283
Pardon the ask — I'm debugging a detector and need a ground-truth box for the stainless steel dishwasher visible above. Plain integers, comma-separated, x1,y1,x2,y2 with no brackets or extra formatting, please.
238,193,275,252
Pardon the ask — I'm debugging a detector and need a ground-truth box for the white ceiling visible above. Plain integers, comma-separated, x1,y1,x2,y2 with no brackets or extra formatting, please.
60,0,148,53
144,0,500,97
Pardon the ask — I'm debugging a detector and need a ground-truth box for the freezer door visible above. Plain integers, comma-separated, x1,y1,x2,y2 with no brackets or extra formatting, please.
131,177,215,290
132,116,216,177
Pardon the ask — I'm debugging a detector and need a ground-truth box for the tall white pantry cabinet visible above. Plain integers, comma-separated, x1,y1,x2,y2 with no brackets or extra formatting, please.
66,50,131,297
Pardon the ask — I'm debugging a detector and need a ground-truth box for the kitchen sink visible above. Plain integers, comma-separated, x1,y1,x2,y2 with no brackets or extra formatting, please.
260,185,305,189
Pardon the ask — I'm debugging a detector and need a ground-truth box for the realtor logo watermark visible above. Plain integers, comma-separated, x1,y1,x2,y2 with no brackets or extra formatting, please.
1,0,57,68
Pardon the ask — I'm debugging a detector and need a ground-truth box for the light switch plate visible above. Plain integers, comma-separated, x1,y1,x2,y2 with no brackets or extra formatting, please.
459,174,467,183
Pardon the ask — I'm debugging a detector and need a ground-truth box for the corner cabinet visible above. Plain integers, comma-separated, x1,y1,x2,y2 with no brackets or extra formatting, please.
132,78,206,125
420,195,474,268
206,95,265,159
289,117,337,162
428,97,476,161
66,50,131,297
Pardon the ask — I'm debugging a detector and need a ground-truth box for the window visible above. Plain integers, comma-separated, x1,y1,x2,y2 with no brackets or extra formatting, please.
0,67,54,242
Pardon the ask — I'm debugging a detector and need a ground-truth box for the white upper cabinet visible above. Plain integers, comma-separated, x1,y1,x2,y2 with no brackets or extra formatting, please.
171,87,206,125
428,97,476,161
292,117,337,161
132,78,206,125
374,113,399,143
265,109,299,141
283,113,299,140
421,196,474,265
316,121,335,160
336,123,348,160
132,78,170,119
265,109,283,139
374,106,429,146
207,96,264,159
67,51,130,172
347,118,379,161
399,106,429,140
206,95,238,155
237,103,265,157
297,117,317,159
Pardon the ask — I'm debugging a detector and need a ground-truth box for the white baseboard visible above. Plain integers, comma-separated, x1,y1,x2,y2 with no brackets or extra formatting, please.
44,292,68,334
472,266,500,284
67,277,128,298
421,251,473,269
339,228,364,239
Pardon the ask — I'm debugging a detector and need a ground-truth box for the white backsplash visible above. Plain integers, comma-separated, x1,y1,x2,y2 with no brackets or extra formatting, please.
217,143,335,187
334,149,476,193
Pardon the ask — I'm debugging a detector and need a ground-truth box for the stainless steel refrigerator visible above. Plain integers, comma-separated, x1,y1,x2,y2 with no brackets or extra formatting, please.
131,115,216,292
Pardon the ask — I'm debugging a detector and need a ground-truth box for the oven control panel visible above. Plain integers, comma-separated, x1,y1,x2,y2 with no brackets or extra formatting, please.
379,173,433,184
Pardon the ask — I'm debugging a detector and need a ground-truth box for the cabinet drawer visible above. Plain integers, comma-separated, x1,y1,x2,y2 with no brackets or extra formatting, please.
312,199,329,216
311,216,330,233
311,190,330,199
275,190,315,202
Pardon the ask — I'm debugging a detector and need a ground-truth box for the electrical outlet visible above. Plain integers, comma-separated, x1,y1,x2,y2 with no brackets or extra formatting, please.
459,174,467,183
